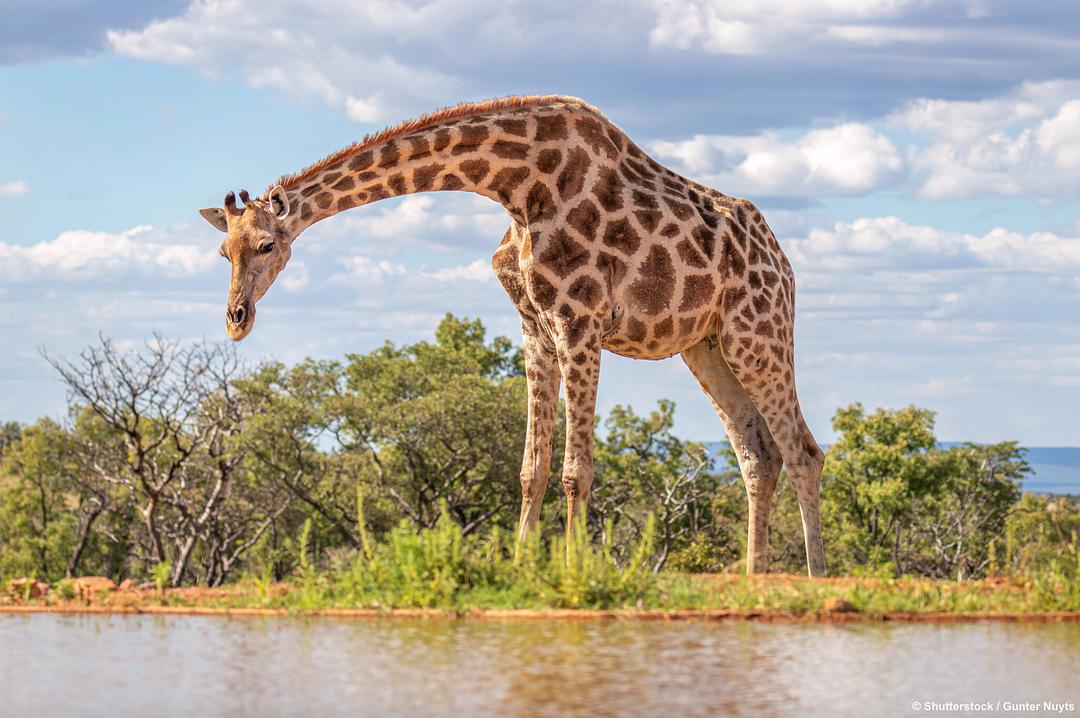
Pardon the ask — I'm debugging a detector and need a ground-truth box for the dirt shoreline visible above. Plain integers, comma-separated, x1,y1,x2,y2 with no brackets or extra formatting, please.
3,603,1080,623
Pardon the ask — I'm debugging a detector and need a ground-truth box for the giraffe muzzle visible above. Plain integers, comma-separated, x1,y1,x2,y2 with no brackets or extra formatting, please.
225,301,254,340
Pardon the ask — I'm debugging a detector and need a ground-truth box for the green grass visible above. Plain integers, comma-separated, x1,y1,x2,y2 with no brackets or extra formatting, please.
258,498,661,611
158,498,1080,616
6,497,1078,616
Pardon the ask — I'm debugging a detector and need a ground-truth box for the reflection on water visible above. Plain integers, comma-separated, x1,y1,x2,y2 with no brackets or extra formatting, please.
2,614,1078,717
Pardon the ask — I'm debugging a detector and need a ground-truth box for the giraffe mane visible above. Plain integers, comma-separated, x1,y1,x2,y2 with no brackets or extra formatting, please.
264,94,598,196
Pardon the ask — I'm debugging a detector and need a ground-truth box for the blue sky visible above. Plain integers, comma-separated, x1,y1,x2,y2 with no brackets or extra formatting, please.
2,0,1079,445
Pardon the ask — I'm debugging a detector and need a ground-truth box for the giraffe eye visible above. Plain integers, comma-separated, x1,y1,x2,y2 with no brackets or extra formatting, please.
219,246,228,260
258,242,275,255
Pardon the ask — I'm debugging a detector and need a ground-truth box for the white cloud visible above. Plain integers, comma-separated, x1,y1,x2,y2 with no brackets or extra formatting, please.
0,224,217,281
421,259,494,283
332,254,494,286
651,123,903,196
648,0,935,55
305,195,508,255
280,260,310,292
0,180,28,197
649,79,1080,201
108,0,472,123
786,215,1080,273
889,80,1080,199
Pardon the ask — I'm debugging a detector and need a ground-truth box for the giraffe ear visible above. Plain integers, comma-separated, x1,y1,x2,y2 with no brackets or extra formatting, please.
199,207,228,232
268,185,290,220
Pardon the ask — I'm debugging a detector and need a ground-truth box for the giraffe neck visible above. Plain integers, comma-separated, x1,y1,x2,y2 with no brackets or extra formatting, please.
278,114,553,237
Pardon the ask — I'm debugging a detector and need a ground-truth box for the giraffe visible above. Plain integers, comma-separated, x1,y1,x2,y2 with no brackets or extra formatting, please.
199,95,826,576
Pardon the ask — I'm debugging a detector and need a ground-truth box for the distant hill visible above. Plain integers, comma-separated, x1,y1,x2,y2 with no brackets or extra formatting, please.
1013,447,1080,495
704,443,1080,496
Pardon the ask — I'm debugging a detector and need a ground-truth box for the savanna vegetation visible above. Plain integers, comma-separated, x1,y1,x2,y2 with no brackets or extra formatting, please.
1,315,1077,613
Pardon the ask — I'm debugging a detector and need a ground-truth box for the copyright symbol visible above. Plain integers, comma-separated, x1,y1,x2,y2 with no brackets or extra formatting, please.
912,701,922,711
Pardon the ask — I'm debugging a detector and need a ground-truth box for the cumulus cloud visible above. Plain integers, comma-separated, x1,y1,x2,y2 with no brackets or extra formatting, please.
280,260,310,292
889,80,1080,199
651,123,903,197
649,79,1080,201
304,195,508,255
0,180,28,197
0,225,217,281
0,0,189,64
786,215,1080,273
107,0,487,122
332,254,494,287
332,256,407,286
648,0,930,55
422,259,494,283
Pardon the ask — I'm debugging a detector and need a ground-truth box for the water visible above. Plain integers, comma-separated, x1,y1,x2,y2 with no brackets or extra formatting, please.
2,614,1077,717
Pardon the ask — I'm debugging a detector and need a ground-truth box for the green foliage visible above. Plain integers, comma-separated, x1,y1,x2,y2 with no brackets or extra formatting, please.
0,320,1076,597
1003,493,1080,579
54,578,76,601
150,562,172,592
821,403,1034,579
273,497,659,610
0,420,80,579
591,400,732,571
822,403,945,571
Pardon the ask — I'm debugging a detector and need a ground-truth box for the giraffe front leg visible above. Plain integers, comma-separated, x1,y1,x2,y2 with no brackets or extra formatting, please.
552,319,602,542
517,325,560,542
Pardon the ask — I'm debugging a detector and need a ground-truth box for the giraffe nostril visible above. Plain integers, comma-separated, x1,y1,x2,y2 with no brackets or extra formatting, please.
229,304,247,326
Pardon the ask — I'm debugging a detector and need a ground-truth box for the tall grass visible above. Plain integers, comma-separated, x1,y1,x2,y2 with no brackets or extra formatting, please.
281,492,660,611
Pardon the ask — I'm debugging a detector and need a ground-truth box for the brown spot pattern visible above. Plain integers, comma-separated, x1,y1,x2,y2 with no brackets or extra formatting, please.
634,209,662,233
492,140,530,160
537,228,590,276
452,125,490,154
676,239,708,269
413,163,445,191
525,181,556,222
529,271,558,309
537,149,561,174
601,217,641,255
566,199,601,241
441,174,464,190
679,274,715,311
348,151,374,171
535,114,568,141
495,118,528,136
575,117,619,160
628,245,675,315
379,141,400,168
664,197,694,220
460,159,490,184
556,147,590,200
592,167,623,212
433,129,452,152
596,251,628,288
568,275,603,309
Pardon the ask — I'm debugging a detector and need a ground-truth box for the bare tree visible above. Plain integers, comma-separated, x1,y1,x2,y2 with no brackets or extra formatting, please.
45,336,289,585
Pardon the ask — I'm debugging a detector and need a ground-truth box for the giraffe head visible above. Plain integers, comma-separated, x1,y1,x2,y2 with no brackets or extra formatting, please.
199,185,293,341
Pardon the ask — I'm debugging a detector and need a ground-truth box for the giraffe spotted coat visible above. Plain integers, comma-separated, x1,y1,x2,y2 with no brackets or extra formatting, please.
200,95,826,576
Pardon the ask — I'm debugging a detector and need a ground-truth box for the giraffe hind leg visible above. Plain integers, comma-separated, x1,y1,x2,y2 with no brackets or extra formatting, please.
681,340,783,574
717,292,826,577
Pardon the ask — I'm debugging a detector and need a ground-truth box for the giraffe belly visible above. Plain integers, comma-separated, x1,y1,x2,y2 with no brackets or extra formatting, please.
601,306,719,360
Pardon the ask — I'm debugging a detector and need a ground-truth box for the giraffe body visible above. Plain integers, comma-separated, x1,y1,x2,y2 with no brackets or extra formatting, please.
201,95,826,576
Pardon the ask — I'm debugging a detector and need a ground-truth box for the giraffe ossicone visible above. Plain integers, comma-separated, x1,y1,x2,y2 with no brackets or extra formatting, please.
200,94,826,576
